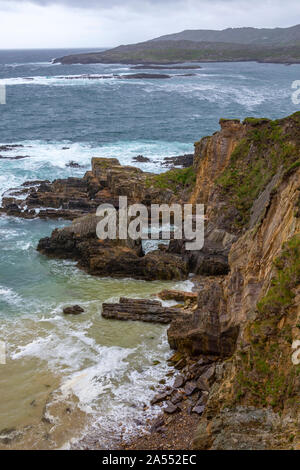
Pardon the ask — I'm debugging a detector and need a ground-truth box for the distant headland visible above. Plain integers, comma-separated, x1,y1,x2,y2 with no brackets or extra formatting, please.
53,24,300,65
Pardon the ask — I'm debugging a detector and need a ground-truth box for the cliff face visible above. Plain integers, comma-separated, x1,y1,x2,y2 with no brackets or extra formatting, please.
191,119,245,205
191,174,299,449
168,113,300,449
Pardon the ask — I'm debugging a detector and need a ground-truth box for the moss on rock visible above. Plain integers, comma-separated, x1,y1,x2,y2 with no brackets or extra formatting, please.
146,166,196,193
217,113,300,227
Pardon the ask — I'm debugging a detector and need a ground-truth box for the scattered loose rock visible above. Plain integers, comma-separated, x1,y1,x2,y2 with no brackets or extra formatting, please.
173,375,185,389
184,381,198,396
164,402,180,414
161,154,194,168
192,404,205,415
66,161,83,168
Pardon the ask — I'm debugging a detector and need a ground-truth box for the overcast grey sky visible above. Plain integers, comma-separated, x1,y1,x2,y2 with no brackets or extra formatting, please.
0,0,299,49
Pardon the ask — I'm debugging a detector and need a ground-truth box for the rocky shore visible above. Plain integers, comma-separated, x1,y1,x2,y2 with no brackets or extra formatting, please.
1,113,299,450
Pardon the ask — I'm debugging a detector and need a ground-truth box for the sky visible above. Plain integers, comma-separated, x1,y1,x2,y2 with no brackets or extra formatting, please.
0,0,299,49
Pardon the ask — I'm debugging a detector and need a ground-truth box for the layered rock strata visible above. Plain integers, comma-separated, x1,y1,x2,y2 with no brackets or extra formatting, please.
102,297,186,324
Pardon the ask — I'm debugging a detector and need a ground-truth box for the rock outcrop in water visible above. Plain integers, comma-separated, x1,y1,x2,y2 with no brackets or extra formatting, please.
37,213,188,281
1,157,177,220
102,297,186,324
63,305,85,315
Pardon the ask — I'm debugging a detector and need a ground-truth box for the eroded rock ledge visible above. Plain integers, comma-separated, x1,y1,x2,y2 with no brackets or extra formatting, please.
1,157,172,220
102,297,186,324
37,213,188,281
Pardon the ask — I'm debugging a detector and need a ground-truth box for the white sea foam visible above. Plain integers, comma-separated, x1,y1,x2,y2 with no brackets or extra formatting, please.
4,61,59,68
8,306,174,444
142,80,289,110
56,333,174,447
0,73,163,87
15,241,33,250
0,75,113,86
11,320,100,372
174,278,195,292
0,285,23,307
60,346,131,412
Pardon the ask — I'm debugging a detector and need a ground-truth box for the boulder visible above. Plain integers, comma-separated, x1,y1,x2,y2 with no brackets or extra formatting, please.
66,161,83,168
192,405,205,415
151,391,172,405
173,375,185,389
63,305,85,315
157,290,198,303
184,381,198,396
164,402,180,414
132,155,151,163
161,154,194,168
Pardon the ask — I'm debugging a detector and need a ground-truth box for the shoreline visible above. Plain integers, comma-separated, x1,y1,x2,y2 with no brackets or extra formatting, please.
120,397,200,450
71,278,200,451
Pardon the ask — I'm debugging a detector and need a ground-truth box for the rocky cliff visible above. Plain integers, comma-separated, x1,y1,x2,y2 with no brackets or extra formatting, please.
121,112,299,450
168,113,300,449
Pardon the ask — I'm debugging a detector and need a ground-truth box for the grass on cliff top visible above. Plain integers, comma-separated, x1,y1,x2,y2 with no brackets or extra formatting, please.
217,112,300,227
146,167,196,193
231,235,300,411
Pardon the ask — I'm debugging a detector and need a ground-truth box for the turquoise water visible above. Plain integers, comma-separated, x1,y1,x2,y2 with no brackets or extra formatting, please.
0,50,299,448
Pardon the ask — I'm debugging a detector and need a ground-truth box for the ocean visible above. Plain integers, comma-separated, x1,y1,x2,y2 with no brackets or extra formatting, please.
0,48,299,449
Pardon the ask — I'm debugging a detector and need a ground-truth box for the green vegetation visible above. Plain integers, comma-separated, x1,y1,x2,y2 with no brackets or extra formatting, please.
234,322,298,410
56,40,300,65
257,235,300,316
220,118,240,124
217,114,300,227
146,166,196,193
232,235,300,410
283,159,300,178
243,117,271,125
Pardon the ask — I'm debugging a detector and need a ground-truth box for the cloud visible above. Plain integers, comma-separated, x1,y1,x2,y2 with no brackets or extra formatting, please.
0,0,179,9
0,0,299,49
1,0,299,11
